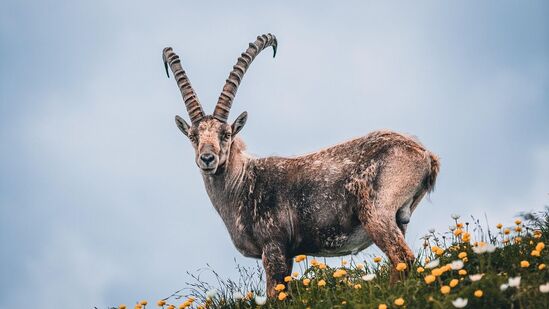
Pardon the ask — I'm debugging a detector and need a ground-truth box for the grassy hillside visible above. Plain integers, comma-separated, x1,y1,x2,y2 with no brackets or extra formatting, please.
119,208,549,309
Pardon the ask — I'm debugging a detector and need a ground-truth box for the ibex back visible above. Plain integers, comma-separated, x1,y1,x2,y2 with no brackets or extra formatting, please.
163,33,440,297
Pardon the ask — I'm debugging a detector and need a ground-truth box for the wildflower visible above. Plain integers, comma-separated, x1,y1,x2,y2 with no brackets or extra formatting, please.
292,271,299,278
378,304,388,309
232,292,244,300
534,230,542,238
341,259,348,266
178,303,187,309
294,255,306,262
459,269,467,276
469,274,484,282
508,276,521,288
500,283,509,291
539,264,546,270
255,295,267,305
451,214,460,220
187,297,195,303
458,252,467,259
452,297,468,308
157,300,166,307
515,219,521,225
283,275,292,282
302,278,311,286
454,229,463,236
417,266,425,273
441,285,451,294
310,258,319,267
396,262,407,271
432,268,443,277
317,279,326,287
373,256,382,263
119,306,127,309
394,298,405,306
504,228,511,235
462,233,471,242
356,263,365,270
531,250,541,257
536,242,545,252
496,223,503,229
474,290,483,298
318,263,327,269
539,283,549,293
354,283,362,289
362,273,376,281
277,291,287,301
333,269,347,278
425,275,436,284
140,301,148,306
450,279,459,287
520,260,530,268
275,284,285,292
134,306,142,309
451,260,464,270
425,259,440,269
515,226,522,232
514,236,522,244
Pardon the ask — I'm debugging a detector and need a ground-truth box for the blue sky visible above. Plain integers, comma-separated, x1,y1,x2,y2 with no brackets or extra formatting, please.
1,1,548,308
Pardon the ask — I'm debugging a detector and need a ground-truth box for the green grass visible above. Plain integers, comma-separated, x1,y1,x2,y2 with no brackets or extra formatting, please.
123,208,549,309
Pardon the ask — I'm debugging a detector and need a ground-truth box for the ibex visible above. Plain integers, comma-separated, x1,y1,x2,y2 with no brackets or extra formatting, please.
163,33,440,297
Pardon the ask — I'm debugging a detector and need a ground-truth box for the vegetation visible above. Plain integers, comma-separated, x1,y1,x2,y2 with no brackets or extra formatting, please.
117,208,549,309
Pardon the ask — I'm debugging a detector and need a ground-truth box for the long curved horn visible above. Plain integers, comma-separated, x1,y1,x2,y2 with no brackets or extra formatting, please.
163,47,205,124
213,33,277,123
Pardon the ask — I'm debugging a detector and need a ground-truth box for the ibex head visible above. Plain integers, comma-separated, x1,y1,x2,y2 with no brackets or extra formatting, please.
163,34,277,174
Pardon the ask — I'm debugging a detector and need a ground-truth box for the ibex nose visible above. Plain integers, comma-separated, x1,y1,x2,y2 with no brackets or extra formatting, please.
200,153,215,164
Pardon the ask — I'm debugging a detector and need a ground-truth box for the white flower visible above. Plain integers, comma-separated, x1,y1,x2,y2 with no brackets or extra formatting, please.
362,273,376,281
232,292,244,300
255,295,267,305
500,283,509,291
425,259,440,269
452,297,468,308
469,274,484,282
485,244,496,253
472,243,496,254
451,214,461,220
206,289,218,299
451,260,464,270
539,282,549,293
508,276,521,288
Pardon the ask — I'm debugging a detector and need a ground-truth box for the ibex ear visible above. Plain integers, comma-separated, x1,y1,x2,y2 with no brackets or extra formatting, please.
175,115,191,137
231,111,248,136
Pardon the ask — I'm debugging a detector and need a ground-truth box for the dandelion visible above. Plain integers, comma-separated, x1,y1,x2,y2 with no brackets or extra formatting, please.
417,266,425,273
157,300,166,307
462,233,471,242
451,260,464,270
318,263,327,269
302,278,311,286
452,297,468,308
531,250,541,257
362,273,376,281
451,214,460,220
500,283,509,291
515,226,522,232
396,262,407,271
474,290,483,298
459,269,467,276
454,229,463,236
450,279,459,288
373,256,382,263
469,274,484,282
458,252,467,259
394,298,405,306
356,263,365,270
317,279,326,287
508,276,521,288
354,284,362,289
504,228,511,235
432,268,443,277
539,264,546,270
425,275,436,284
294,255,306,262
536,242,545,252
255,295,267,305
496,223,503,229
333,269,347,278
425,259,440,269
275,284,285,292
515,219,522,225
539,283,549,293
520,260,530,268
441,285,451,294
284,276,292,282
278,292,287,301
378,304,388,309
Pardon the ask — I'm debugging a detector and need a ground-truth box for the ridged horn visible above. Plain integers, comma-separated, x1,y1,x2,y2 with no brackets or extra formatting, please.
213,33,277,122
163,47,205,124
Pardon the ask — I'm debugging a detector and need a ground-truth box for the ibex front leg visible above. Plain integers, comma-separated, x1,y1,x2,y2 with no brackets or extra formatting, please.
262,242,292,298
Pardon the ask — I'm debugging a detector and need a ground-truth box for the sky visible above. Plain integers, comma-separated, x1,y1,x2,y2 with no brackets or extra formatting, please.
1,1,548,308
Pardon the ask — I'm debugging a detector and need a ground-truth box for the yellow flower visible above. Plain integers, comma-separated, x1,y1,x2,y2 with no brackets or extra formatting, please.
462,257,468,263
536,242,545,252
354,284,362,289
317,279,326,287
333,269,347,278
458,252,467,259
474,290,483,298
532,250,541,257
373,256,382,263
417,266,425,273
140,301,148,306
504,228,511,235
449,279,459,288
356,263,365,270
496,223,503,229
396,263,407,271
341,301,347,305
134,305,142,309
462,233,471,242
515,226,522,232
157,300,166,307
167,306,175,309
378,304,387,309
539,264,546,270
459,269,467,276
178,304,187,309
515,219,522,225
284,276,292,282
457,223,464,228
294,255,306,262
454,229,463,236
318,263,327,269
432,268,443,277
514,237,522,244
292,272,299,278
187,297,195,303
534,230,542,238
440,285,451,294
520,260,530,268
275,283,285,291
341,259,348,266
310,258,319,267
278,292,287,301
425,275,436,284
119,305,127,309
394,298,405,306
302,278,311,286
246,291,253,300
435,248,444,256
